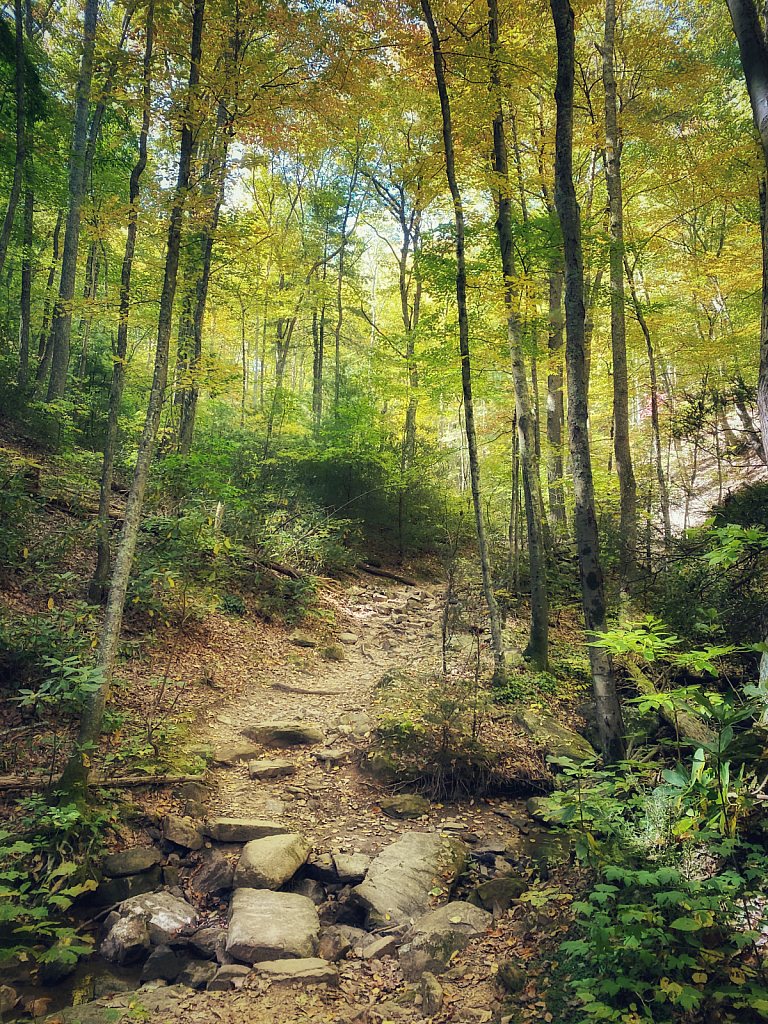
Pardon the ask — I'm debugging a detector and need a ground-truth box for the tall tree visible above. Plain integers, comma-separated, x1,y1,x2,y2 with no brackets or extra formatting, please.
725,0,768,466
421,0,506,684
0,0,26,283
61,0,205,797
487,0,549,670
89,1,155,604
601,0,636,582
550,0,625,761
46,0,99,401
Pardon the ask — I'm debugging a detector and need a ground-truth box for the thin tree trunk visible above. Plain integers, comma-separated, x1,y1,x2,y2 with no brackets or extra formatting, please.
421,0,505,684
546,264,567,532
61,0,203,798
726,0,768,466
0,0,26,282
88,2,154,606
33,209,63,395
488,0,548,670
17,182,32,388
602,0,636,583
624,255,672,547
46,0,98,401
550,0,624,761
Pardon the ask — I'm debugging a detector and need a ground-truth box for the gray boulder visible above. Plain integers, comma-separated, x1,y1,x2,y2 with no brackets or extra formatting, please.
162,814,203,850
189,848,234,896
317,927,351,963
100,913,151,965
140,945,181,983
189,926,226,960
348,831,467,929
242,721,325,747
177,959,218,989
293,878,326,904
226,889,320,963
290,631,316,648
234,832,311,890
212,744,262,766
305,853,338,884
333,853,370,883
204,817,292,842
87,865,162,907
118,892,198,945
102,848,163,878
398,902,492,982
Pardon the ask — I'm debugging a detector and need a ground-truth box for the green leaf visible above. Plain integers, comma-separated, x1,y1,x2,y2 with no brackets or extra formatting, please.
670,917,701,931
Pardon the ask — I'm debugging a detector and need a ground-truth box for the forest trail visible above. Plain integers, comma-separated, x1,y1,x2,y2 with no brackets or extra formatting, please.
191,574,538,859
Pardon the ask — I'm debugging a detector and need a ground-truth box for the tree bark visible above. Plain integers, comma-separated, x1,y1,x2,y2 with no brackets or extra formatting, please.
45,0,98,401
0,0,26,283
624,255,672,548
421,0,506,683
601,0,637,582
488,0,549,670
726,0,768,466
61,0,205,798
88,2,155,605
17,181,33,388
33,209,63,395
550,0,625,761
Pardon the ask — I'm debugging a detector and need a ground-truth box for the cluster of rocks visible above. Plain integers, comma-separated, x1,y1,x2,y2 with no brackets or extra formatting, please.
32,809,532,1022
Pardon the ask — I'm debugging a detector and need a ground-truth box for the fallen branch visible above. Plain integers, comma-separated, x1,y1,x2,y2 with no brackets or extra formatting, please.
257,559,301,580
0,773,208,791
355,563,416,586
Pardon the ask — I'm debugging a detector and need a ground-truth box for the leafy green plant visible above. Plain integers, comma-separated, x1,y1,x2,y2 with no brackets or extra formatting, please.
562,852,768,1022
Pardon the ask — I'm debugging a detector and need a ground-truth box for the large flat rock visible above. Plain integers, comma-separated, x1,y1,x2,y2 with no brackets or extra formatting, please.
348,831,467,929
204,817,292,842
226,889,320,964
241,721,325,747
254,958,338,986
234,833,311,890
513,708,597,763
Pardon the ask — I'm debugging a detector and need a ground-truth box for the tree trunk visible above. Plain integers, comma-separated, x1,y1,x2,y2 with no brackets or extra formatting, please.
726,0,768,466
550,0,625,761
601,0,637,583
33,209,63,396
624,255,672,547
88,2,155,606
421,0,505,683
17,182,33,388
546,264,567,533
45,0,98,401
0,0,26,283
61,0,204,798
488,0,549,671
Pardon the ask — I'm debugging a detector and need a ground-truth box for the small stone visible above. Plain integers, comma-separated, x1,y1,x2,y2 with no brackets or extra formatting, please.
92,974,138,998
380,794,430,819
207,964,251,991
176,781,209,803
0,986,17,1016
497,960,526,992
338,633,359,645
190,848,234,896
313,748,350,765
359,934,398,960
317,926,351,962
234,833,311,890
163,815,203,851
290,631,316,648
184,799,207,818
248,758,296,779
333,853,371,883
177,959,218,989
140,945,180,983
293,878,326,904
212,744,261,766
421,972,443,1014
322,645,345,662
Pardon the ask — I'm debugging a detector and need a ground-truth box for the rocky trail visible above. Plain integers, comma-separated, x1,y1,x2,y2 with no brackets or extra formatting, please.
1,572,584,1024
